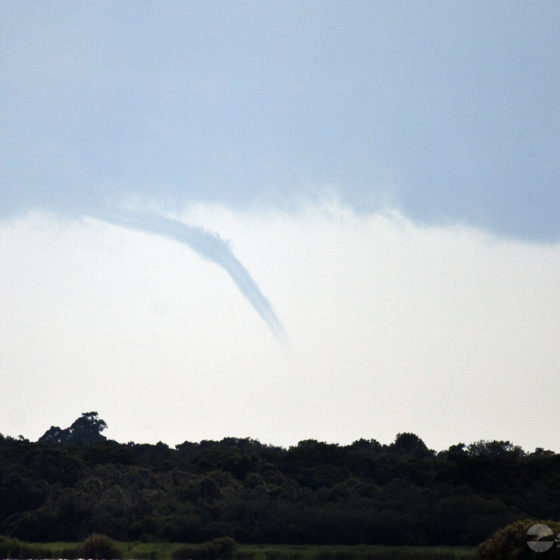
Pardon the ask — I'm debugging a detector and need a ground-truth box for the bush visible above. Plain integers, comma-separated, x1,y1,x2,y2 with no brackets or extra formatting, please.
265,550,288,560
233,551,257,560
173,537,237,560
0,536,24,559
80,533,121,559
0,535,80,559
478,519,560,559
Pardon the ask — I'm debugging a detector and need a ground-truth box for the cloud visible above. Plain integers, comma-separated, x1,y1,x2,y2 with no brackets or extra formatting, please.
1,204,559,451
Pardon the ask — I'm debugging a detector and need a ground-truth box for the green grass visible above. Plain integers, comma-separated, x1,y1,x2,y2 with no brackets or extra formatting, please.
0,536,478,560
234,544,478,560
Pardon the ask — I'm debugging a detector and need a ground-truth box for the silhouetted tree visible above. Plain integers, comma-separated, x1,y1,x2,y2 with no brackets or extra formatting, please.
2,414,559,545
467,440,525,458
391,432,433,458
38,412,107,445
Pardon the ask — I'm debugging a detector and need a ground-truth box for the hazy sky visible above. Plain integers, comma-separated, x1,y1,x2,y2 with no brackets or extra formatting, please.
1,1,559,451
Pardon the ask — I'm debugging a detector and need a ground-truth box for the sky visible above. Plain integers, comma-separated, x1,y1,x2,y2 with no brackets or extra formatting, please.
1,1,559,451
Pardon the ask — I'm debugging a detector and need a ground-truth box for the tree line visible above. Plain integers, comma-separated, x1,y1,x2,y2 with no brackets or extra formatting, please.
1,412,559,545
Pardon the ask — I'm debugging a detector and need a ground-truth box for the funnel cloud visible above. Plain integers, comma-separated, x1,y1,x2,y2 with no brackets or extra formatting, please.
92,208,287,343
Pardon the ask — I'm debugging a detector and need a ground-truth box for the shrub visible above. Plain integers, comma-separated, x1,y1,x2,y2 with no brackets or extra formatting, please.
0,535,80,559
478,519,560,559
265,550,286,560
0,535,22,559
233,551,257,560
172,537,237,560
80,533,121,559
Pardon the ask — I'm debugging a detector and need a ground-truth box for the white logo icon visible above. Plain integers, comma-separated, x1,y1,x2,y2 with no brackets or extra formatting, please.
527,524,555,553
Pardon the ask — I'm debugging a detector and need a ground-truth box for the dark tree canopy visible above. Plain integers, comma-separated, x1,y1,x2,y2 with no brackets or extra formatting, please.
38,412,107,445
1,416,559,546
391,432,433,458
467,439,525,458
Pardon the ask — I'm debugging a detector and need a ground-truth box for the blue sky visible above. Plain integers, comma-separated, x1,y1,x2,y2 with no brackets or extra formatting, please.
1,2,559,449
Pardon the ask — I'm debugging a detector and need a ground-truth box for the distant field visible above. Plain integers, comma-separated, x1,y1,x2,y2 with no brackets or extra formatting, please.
0,537,478,560
235,543,478,560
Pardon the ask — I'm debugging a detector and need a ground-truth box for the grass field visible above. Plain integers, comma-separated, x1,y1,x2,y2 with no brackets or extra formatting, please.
235,544,478,560
0,536,478,560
